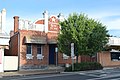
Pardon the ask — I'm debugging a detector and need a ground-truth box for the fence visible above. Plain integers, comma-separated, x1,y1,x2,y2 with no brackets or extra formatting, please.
4,56,18,71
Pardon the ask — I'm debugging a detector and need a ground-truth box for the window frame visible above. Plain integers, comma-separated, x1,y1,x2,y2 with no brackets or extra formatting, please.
26,44,33,59
27,44,32,54
37,45,42,55
111,52,120,61
37,45,44,60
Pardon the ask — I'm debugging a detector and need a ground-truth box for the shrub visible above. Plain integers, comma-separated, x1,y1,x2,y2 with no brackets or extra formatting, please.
64,62,103,72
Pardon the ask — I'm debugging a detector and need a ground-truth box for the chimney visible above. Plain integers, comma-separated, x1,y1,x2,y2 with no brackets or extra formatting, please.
10,30,14,37
13,16,19,33
1,8,6,33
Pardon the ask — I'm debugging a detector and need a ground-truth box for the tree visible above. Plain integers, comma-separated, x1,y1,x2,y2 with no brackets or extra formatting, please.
87,23,109,56
58,13,109,61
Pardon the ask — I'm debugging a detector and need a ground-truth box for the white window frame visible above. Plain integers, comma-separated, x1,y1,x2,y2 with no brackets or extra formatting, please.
63,53,69,60
26,44,33,59
37,45,44,60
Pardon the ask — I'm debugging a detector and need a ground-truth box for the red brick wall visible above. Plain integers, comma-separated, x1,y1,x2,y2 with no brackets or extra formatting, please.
10,29,77,69
9,33,18,56
80,55,96,62
47,32,58,39
19,30,48,66
98,51,120,67
10,29,97,69
58,53,72,64
20,44,49,65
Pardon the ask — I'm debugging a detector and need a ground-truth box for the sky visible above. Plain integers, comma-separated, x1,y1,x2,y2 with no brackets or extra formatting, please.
0,0,120,37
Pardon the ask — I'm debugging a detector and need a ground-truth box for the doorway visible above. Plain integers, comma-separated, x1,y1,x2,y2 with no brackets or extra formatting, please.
49,44,56,65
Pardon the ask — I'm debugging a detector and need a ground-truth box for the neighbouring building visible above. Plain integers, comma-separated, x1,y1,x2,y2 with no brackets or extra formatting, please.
0,9,10,55
9,11,74,70
98,37,120,67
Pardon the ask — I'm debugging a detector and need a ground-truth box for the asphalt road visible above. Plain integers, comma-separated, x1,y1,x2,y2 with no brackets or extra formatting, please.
1,68,120,80
0,73,97,80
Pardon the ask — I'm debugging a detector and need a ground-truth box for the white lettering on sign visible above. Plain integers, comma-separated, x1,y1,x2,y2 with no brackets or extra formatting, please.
48,16,59,31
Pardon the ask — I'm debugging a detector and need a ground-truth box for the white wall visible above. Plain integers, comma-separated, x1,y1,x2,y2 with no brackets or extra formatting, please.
108,37,120,46
0,36,9,45
4,56,18,71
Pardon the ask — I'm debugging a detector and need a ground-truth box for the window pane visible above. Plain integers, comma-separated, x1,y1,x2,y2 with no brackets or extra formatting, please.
111,52,120,61
37,45,42,54
27,44,31,54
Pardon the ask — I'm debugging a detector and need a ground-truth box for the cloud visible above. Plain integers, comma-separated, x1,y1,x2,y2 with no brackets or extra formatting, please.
88,12,118,19
87,12,120,30
102,19,120,30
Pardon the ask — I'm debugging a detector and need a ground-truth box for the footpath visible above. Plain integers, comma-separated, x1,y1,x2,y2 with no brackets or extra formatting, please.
0,66,118,77
0,67,64,77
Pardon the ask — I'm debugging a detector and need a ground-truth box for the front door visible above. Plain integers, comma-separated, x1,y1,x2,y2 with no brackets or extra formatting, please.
49,44,56,64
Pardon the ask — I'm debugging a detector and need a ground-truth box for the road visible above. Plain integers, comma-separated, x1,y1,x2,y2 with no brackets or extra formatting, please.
0,73,97,80
1,68,120,80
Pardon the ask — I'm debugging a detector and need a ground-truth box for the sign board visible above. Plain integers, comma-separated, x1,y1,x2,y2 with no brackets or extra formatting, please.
48,16,60,31
71,43,74,58
55,47,58,53
71,43,74,71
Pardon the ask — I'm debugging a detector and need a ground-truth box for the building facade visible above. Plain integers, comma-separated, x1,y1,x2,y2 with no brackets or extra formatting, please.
0,9,10,55
98,37,120,67
9,11,73,70
9,10,120,69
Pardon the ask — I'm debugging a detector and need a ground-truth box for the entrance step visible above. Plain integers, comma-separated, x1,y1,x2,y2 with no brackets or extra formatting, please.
48,65,65,72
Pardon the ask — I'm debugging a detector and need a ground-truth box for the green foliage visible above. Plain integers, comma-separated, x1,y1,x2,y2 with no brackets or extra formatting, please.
58,13,109,56
64,62,103,72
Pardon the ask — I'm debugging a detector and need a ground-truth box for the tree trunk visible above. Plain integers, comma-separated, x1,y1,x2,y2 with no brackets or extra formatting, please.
90,55,92,62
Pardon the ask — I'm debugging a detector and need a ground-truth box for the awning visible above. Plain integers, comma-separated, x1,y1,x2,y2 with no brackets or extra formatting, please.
47,39,57,44
25,36,47,44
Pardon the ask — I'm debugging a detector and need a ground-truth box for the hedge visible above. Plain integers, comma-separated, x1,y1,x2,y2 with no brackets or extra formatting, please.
64,62,103,72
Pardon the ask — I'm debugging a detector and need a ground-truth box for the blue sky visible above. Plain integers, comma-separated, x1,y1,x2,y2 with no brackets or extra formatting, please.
0,0,120,37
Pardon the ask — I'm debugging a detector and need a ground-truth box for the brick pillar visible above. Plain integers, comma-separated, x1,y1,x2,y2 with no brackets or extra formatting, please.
13,16,19,33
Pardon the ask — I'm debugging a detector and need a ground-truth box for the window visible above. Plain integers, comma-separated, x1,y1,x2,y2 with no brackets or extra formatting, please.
27,44,32,54
37,45,44,60
111,52,120,61
26,44,32,59
37,45,42,54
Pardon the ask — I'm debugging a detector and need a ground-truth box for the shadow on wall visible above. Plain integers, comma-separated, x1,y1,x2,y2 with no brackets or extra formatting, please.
4,49,9,56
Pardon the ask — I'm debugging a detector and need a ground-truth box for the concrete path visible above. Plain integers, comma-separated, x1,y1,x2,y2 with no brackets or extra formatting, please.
0,67,64,77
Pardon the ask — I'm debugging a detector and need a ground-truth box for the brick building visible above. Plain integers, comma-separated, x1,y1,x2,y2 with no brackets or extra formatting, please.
9,11,72,70
98,37,120,67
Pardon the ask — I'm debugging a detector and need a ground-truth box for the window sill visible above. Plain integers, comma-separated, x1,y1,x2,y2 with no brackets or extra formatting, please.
26,54,33,59
37,54,44,60
63,53,69,60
